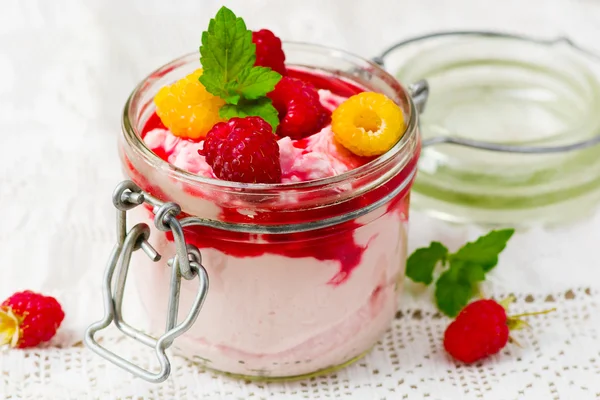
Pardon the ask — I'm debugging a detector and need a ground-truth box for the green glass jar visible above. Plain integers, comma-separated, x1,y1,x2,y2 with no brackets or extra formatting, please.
378,32,600,227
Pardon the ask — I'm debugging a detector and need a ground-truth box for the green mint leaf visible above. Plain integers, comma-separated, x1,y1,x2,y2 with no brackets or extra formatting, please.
223,80,243,105
220,98,280,131
235,67,282,100
221,66,282,105
406,242,448,285
200,70,231,100
199,6,256,96
448,259,486,283
198,6,283,120
451,229,515,272
434,261,485,317
435,268,474,318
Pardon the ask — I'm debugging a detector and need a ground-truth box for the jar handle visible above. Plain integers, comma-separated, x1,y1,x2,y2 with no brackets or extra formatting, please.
407,79,429,114
375,31,600,153
84,181,209,383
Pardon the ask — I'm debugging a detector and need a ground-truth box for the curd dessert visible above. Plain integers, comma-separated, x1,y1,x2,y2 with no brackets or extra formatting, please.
120,7,421,379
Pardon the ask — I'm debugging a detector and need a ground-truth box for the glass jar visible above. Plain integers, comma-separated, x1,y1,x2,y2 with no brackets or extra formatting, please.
379,32,600,227
86,43,421,381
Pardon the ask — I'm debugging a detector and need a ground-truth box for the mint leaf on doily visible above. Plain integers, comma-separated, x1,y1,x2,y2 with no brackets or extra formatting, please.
407,229,515,317
406,242,448,285
435,260,486,317
451,229,515,272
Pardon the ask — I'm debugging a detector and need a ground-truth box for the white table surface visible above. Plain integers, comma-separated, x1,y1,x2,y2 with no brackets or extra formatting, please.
1,0,600,399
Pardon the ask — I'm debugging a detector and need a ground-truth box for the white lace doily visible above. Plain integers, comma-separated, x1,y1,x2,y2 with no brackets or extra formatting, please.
1,0,600,398
1,289,598,399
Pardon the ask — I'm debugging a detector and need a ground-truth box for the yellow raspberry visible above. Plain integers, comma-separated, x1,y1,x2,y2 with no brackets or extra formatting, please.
331,92,405,157
154,69,225,140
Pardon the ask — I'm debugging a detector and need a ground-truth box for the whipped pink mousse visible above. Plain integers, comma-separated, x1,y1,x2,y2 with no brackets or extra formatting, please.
142,90,365,184
123,73,413,377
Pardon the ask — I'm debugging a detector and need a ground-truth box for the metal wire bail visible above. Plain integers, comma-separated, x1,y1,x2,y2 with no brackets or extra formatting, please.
84,181,209,383
378,31,600,154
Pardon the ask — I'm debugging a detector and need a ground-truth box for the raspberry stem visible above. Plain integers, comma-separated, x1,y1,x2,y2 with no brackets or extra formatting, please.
509,308,557,319
506,307,556,331
498,295,516,309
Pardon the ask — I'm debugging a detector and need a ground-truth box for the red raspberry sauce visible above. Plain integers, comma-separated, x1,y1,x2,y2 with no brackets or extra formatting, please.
129,69,418,284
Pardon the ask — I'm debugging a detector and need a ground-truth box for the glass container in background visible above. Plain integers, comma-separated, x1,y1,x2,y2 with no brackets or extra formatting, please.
378,32,600,227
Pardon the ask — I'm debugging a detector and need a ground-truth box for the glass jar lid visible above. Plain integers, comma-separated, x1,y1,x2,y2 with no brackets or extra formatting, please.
378,31,600,227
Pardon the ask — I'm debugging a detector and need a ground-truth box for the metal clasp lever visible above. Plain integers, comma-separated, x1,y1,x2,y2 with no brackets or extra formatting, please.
84,181,209,383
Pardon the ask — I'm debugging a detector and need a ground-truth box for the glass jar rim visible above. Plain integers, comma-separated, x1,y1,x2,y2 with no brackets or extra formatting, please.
121,42,419,193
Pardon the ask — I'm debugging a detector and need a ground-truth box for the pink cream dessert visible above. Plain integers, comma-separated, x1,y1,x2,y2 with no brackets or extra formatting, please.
117,7,421,380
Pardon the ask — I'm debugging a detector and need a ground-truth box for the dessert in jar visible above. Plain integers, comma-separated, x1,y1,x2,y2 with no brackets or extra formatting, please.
86,7,422,381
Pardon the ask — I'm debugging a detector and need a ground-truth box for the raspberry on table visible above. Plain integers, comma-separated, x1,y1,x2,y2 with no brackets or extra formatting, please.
268,76,330,139
0,290,65,348
443,298,556,364
154,68,225,140
443,299,509,364
201,116,282,184
331,92,405,157
252,29,287,76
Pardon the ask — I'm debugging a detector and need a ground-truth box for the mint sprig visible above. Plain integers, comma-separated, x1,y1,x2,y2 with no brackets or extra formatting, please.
406,229,515,317
405,242,448,285
199,7,281,130
451,229,515,272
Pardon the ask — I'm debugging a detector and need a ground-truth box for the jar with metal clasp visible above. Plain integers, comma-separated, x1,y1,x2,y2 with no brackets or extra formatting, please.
84,43,426,382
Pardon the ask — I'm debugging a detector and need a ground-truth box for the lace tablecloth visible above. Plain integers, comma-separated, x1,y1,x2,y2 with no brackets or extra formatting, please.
1,0,600,399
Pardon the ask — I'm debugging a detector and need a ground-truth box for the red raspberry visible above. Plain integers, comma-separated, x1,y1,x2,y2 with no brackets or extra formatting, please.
443,298,556,364
201,116,282,184
268,76,331,139
252,29,287,75
443,299,509,364
0,290,65,348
